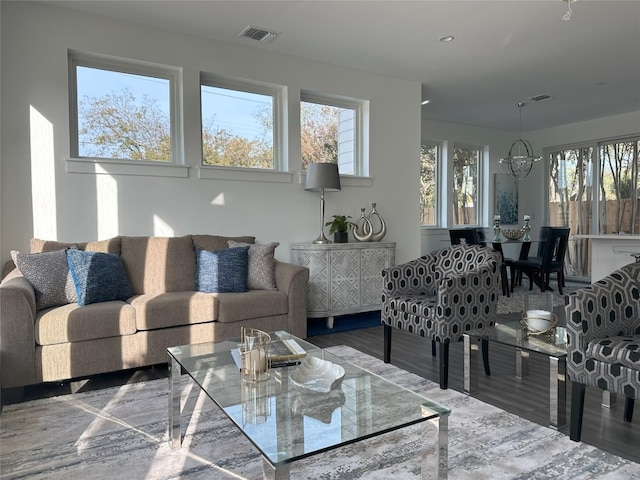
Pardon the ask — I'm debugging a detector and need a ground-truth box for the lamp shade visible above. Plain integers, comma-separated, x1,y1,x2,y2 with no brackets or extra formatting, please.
305,163,341,192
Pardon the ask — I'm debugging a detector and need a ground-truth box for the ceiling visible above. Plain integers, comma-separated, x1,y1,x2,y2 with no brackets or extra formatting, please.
47,0,640,132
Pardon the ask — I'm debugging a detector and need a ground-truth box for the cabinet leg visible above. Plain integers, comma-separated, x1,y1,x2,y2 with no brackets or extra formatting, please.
326,316,335,329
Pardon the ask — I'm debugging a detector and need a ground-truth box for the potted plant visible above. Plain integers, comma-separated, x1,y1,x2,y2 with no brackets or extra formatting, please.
325,215,356,243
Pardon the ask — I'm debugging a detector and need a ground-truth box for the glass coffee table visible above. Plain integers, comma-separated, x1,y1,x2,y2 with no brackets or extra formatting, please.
168,331,450,479
463,321,567,428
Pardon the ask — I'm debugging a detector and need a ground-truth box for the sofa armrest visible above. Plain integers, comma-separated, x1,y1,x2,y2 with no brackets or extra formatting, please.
0,271,38,388
275,261,310,339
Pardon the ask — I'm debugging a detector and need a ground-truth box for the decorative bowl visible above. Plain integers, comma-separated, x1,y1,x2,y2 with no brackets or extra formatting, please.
520,311,558,334
289,357,345,394
502,229,525,241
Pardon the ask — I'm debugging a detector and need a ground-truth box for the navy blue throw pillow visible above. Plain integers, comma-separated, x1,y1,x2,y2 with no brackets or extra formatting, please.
66,249,133,306
196,246,249,293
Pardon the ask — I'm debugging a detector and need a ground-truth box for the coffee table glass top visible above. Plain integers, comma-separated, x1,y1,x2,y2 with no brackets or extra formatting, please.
465,321,567,358
167,331,450,467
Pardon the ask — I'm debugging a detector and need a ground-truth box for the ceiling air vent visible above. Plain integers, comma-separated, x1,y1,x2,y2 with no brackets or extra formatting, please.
528,94,553,102
239,25,280,43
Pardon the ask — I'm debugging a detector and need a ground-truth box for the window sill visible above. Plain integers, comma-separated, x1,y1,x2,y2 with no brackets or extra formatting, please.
198,166,292,183
66,158,190,178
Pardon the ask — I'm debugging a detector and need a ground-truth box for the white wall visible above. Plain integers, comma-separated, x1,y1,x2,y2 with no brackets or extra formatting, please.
0,2,422,267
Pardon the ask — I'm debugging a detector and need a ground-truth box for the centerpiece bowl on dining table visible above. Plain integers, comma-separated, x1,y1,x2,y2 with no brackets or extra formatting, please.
502,229,525,241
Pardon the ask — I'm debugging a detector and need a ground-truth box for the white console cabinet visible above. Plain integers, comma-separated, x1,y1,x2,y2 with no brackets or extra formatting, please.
291,242,396,328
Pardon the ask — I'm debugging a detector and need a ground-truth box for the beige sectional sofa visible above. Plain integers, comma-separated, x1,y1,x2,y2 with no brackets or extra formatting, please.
0,234,309,395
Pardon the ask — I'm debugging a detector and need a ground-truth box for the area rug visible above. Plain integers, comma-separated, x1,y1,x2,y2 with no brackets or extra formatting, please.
496,282,585,315
1,346,638,479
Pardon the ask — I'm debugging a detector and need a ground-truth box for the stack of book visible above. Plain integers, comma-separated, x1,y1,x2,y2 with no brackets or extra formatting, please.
268,338,307,368
231,337,307,370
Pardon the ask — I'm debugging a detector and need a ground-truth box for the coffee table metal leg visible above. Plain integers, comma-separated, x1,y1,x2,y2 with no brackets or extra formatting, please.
515,349,529,379
262,458,290,479
549,357,567,428
463,334,478,394
602,390,617,408
421,414,448,479
168,354,182,448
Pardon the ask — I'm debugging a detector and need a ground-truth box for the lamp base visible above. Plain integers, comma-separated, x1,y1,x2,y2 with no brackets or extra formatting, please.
312,234,332,244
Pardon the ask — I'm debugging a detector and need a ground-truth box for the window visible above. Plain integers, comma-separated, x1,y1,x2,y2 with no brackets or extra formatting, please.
548,135,640,279
452,145,480,225
200,73,283,170
69,51,181,163
420,143,439,226
301,91,368,176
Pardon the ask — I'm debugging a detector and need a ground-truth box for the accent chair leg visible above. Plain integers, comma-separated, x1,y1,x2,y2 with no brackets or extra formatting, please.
570,381,586,441
431,340,437,357
624,397,635,423
500,265,509,297
439,342,450,390
482,339,491,376
383,324,392,363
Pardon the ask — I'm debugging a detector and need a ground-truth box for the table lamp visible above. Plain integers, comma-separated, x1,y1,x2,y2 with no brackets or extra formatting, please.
305,162,341,244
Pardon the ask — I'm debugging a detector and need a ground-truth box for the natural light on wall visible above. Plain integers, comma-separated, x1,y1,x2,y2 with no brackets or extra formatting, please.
153,215,174,237
96,165,119,239
30,106,57,239
211,193,225,206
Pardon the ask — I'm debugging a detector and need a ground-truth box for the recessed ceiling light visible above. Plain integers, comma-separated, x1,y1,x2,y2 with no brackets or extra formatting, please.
439,35,455,43
421,100,431,105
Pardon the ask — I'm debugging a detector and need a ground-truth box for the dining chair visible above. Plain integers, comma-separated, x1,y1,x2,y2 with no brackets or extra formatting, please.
449,228,479,246
510,227,570,294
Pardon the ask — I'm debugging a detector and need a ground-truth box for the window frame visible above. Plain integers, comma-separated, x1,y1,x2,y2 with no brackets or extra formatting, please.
419,142,441,227
451,142,483,227
300,90,369,178
199,72,286,173
68,50,184,168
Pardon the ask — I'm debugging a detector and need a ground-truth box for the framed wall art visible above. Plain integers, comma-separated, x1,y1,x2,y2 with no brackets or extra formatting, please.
494,174,518,225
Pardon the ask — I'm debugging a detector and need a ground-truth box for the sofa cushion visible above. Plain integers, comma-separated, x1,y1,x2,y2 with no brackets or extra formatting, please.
66,250,134,306
228,240,279,290
35,301,136,345
192,234,255,252
196,246,249,293
587,335,640,370
11,249,78,309
128,291,218,330
216,290,288,323
120,235,196,295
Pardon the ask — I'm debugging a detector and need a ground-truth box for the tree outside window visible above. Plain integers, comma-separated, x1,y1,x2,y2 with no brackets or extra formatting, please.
75,66,174,162
201,85,274,168
549,137,640,279
420,144,437,226
452,146,479,225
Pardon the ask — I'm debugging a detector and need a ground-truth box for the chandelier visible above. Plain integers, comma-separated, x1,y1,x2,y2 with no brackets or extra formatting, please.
562,0,576,21
499,102,541,180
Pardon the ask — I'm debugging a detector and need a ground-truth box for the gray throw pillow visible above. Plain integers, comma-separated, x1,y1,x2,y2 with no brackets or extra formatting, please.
228,240,279,290
11,249,77,310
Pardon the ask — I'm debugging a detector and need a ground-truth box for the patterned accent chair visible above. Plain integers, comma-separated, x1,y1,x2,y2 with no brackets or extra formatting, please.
381,244,502,389
565,262,640,441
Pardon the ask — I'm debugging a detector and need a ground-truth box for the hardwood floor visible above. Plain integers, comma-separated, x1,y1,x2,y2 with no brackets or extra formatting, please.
308,324,640,465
